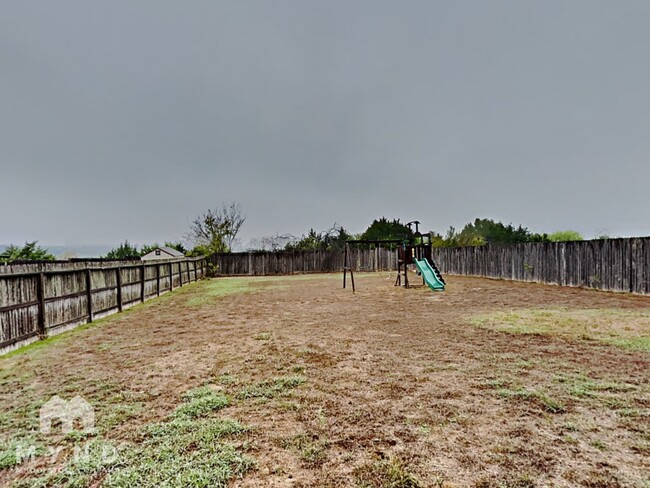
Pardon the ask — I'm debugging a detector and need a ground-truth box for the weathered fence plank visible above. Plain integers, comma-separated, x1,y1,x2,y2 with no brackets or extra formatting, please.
0,257,206,354
210,248,397,276
212,239,648,296
432,237,650,295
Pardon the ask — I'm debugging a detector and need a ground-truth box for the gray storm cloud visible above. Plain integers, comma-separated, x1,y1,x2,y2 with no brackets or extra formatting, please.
1,0,649,247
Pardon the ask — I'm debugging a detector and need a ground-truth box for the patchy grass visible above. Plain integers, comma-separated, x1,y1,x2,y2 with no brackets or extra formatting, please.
590,439,607,451
556,373,638,397
495,387,566,413
187,277,286,306
237,376,305,400
1,318,109,360
172,386,230,419
20,419,254,488
481,375,568,414
98,403,144,431
0,436,48,471
1,282,203,361
13,385,253,488
353,458,421,488
473,473,536,488
280,433,330,467
104,416,253,487
12,437,122,488
0,391,124,474
553,373,645,416
217,373,239,386
470,307,650,352
1,274,648,486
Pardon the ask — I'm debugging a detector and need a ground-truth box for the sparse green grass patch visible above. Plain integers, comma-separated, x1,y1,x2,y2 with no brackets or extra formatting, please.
98,403,143,431
353,458,421,488
554,373,642,415
17,384,253,488
11,437,121,488
470,308,650,352
106,417,253,487
630,439,650,455
275,400,301,412
281,433,330,467
482,376,567,413
237,376,305,400
187,278,286,306
496,387,566,413
217,373,239,386
0,436,48,471
590,439,607,451
562,434,579,445
173,386,229,419
481,378,511,390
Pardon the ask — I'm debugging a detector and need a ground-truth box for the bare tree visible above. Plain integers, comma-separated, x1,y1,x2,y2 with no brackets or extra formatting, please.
187,202,246,253
248,233,297,251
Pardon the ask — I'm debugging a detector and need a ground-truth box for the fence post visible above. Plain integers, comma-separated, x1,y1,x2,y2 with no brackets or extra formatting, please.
141,264,146,302
85,269,93,323
193,260,197,281
156,263,161,296
36,273,46,337
179,261,183,287
169,262,174,290
116,267,123,312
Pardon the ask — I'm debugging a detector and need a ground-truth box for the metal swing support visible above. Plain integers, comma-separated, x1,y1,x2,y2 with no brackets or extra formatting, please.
342,241,355,292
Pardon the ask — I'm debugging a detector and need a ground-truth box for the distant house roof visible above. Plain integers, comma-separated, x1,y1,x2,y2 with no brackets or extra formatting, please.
141,246,185,260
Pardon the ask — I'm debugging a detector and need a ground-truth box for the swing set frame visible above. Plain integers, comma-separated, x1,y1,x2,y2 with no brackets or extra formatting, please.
342,239,403,292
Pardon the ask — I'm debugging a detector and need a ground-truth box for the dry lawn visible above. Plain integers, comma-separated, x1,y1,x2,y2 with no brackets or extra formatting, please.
0,273,648,487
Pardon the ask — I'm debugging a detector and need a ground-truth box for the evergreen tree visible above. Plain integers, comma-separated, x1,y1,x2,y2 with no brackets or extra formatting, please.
104,241,140,259
359,218,413,242
0,242,55,263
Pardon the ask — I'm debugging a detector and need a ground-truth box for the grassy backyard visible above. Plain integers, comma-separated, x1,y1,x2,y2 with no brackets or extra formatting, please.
0,273,648,487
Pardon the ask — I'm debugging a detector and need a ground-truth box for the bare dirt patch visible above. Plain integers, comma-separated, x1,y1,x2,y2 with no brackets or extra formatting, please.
1,273,648,487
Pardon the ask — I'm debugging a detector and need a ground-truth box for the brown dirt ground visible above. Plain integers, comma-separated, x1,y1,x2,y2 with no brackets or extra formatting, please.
1,273,649,487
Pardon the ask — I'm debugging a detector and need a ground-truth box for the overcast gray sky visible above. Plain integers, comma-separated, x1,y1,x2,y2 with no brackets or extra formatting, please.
1,0,649,248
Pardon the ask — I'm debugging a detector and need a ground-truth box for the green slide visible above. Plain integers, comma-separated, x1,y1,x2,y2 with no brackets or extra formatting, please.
413,258,445,291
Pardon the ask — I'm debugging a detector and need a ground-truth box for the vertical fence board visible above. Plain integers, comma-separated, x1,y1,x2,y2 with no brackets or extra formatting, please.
432,238,649,295
0,257,206,354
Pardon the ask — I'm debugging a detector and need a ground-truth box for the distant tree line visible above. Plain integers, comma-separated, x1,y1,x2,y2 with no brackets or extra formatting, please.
2,204,597,263
250,217,586,253
430,219,584,247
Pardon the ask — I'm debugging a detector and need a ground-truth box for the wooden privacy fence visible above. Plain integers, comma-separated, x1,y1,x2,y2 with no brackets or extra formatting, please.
0,257,207,354
211,248,398,275
0,258,157,275
213,238,649,295
432,237,650,294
